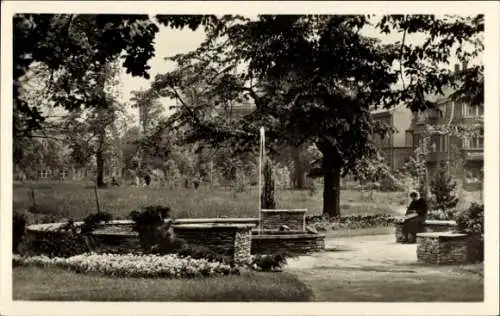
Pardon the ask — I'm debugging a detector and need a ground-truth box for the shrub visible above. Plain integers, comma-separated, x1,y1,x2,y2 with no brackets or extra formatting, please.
430,162,459,218
12,253,238,278
456,203,484,236
26,229,89,258
379,177,400,192
426,210,452,220
13,212,27,253
129,206,188,255
177,244,232,264
250,252,288,272
80,212,113,234
305,214,395,231
21,212,113,258
455,203,484,262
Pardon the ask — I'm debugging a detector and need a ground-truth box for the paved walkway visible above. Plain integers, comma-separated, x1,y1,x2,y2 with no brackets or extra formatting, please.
287,234,418,272
284,234,483,301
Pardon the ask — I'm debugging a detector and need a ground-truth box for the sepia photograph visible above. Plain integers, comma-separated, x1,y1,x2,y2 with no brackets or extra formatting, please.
1,1,499,315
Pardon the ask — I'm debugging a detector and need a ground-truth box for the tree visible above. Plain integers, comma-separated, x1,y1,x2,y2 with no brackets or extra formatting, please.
150,14,483,217
151,15,398,218
430,161,459,217
130,89,165,136
62,60,124,186
13,14,219,152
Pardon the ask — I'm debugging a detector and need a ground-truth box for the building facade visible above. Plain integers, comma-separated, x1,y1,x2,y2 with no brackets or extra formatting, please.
404,64,484,189
371,106,414,170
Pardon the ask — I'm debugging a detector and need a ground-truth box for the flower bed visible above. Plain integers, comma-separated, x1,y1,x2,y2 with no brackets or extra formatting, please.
12,253,239,278
305,214,395,232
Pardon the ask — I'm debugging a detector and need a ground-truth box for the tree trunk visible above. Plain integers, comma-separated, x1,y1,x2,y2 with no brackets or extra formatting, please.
291,146,305,189
96,130,105,187
323,168,341,218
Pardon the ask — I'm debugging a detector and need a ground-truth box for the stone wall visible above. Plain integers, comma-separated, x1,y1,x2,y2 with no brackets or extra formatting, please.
174,226,237,255
395,219,457,243
416,232,472,264
260,209,307,231
26,221,255,265
251,233,325,255
234,229,252,265
91,232,141,254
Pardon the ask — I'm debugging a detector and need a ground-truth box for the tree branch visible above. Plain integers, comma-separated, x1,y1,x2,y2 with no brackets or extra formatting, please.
399,15,407,91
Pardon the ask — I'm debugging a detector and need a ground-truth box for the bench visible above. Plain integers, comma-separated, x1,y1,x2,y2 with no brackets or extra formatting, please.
394,218,457,243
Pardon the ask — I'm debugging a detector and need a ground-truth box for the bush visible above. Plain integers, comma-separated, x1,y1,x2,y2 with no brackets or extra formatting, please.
305,214,395,231
80,212,113,234
426,210,452,220
455,203,484,262
129,206,190,256
379,177,400,192
456,203,484,236
430,163,459,217
177,244,232,264
20,212,113,258
250,252,288,272
25,230,90,258
13,212,27,253
12,253,238,278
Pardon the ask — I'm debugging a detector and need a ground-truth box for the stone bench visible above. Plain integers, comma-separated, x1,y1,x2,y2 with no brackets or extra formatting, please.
416,232,482,265
260,209,307,231
394,218,457,243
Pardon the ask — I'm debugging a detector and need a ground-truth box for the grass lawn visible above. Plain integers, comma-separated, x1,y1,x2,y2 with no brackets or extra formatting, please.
13,263,483,302
13,181,409,222
13,265,313,301
294,266,484,302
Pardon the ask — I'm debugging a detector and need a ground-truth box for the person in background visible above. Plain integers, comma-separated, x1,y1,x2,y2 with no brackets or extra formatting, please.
402,190,428,243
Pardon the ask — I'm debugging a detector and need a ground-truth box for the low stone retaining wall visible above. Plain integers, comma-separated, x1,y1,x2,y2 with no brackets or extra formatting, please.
172,223,254,265
416,232,482,264
251,232,326,255
27,221,256,265
394,219,457,243
260,209,307,231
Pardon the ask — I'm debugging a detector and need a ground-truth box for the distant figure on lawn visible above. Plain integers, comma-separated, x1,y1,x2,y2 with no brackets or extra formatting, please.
402,190,428,243
144,174,152,186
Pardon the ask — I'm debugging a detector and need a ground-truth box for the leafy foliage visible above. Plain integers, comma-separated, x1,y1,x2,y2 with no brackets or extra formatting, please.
455,203,483,235
128,206,186,254
13,212,27,253
177,244,232,265
13,14,160,138
251,253,288,272
24,230,90,258
80,212,113,234
430,162,459,216
147,14,482,217
306,214,395,232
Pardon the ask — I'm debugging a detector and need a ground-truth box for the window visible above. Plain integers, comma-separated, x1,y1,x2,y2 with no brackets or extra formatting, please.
463,104,484,117
464,130,484,149
439,135,448,152
405,131,413,147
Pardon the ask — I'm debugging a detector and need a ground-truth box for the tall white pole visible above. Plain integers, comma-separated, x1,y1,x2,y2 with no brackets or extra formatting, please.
259,127,265,234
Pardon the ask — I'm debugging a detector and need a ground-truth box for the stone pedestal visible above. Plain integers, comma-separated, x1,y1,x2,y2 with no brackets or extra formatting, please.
173,223,255,264
416,232,471,264
260,209,307,231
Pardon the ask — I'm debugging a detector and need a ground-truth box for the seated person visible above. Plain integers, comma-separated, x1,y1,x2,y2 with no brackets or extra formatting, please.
402,190,428,243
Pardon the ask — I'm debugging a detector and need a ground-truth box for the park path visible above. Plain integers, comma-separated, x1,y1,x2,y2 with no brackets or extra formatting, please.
287,234,417,272
284,234,483,301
